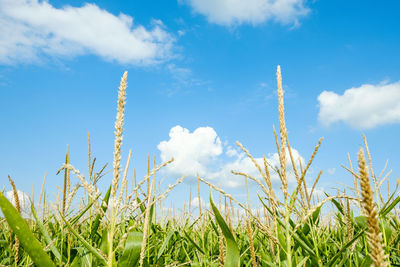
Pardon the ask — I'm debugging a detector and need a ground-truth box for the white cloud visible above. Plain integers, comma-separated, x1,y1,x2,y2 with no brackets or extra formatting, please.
318,81,400,129
308,187,325,199
158,125,223,178
209,146,304,188
184,0,309,26
190,197,208,208
0,0,175,65
226,146,239,157
327,168,336,175
158,125,304,188
5,190,30,216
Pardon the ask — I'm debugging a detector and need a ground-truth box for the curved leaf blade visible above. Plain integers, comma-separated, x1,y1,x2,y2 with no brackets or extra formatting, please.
0,192,56,267
90,185,111,240
61,213,107,264
31,204,64,263
209,192,240,267
119,231,143,267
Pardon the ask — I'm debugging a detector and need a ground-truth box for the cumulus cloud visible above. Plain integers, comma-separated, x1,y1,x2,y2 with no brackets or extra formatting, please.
183,0,309,26
318,81,400,129
158,126,223,177
158,125,304,188
0,0,175,65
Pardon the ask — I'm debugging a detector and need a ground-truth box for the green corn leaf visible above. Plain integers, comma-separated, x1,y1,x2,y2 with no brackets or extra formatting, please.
325,193,344,215
381,220,393,242
263,260,279,267
70,255,80,267
296,256,309,267
380,190,397,213
99,229,109,255
0,191,56,267
183,230,204,254
276,223,287,252
327,228,366,267
61,213,107,264
31,204,64,263
209,214,219,236
119,231,143,267
48,220,56,234
261,200,316,257
336,255,348,267
75,247,92,267
188,216,201,230
156,230,175,260
137,197,145,213
0,240,8,247
381,194,400,217
312,206,322,223
209,192,240,267
355,216,367,229
148,198,155,233
90,185,111,240
70,193,101,226
360,255,373,267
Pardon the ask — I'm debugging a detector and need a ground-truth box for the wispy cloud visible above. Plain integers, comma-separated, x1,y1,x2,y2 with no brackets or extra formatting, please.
165,64,209,96
182,0,310,27
0,0,175,65
318,81,400,129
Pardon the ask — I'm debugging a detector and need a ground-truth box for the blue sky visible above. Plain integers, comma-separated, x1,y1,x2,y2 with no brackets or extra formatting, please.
1,0,399,207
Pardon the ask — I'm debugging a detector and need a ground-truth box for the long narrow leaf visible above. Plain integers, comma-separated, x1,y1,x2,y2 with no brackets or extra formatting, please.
119,231,143,267
210,192,240,267
183,230,204,254
381,195,400,217
325,193,344,215
70,193,101,226
61,213,107,264
0,192,56,267
90,185,111,240
156,230,175,260
31,204,63,262
261,198,316,257
327,228,366,267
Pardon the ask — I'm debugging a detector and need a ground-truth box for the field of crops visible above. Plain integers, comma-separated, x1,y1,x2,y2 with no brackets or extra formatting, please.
1,67,399,267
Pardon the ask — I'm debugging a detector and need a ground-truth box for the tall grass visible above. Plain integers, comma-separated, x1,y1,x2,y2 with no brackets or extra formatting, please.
1,67,399,266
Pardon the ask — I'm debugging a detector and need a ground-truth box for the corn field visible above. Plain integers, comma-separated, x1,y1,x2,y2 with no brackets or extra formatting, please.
1,67,399,267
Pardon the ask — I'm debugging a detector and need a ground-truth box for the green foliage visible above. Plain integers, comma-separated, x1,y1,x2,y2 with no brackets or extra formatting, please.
209,193,240,267
1,152,400,267
0,192,55,267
